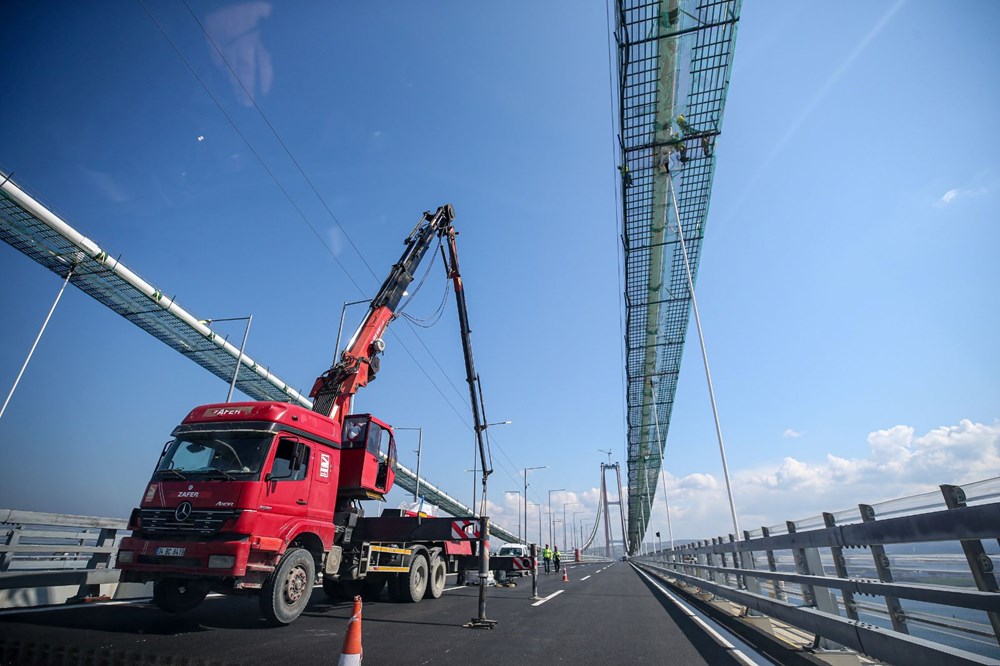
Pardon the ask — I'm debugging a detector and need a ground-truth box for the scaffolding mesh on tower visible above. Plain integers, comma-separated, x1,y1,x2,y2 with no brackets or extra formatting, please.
615,0,741,551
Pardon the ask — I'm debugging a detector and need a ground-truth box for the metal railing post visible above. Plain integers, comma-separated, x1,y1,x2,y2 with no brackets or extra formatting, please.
940,485,1000,644
822,512,859,622
787,521,841,650
1,526,21,573
707,538,720,585
859,503,909,634
740,530,762,598
761,526,786,601
73,526,117,601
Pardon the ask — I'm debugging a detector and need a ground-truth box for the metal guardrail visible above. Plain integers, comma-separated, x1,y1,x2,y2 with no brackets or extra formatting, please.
633,479,1000,665
0,509,128,608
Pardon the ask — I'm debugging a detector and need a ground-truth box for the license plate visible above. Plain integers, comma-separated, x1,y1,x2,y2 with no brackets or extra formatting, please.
156,547,186,557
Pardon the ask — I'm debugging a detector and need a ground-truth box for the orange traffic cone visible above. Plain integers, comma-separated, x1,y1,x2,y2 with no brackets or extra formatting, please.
562,567,569,582
338,595,363,665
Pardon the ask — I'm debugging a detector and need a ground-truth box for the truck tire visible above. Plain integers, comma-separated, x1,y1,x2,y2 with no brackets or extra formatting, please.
426,555,446,599
260,547,315,626
152,578,209,614
398,553,428,603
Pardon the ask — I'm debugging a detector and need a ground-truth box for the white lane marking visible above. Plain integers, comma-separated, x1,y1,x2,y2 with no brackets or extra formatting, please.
531,589,565,607
443,586,466,592
632,566,757,666
581,575,591,581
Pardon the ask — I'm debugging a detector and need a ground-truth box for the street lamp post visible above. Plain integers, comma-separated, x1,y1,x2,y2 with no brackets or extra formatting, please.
394,427,423,503
548,489,565,548
562,502,577,553
505,490,522,542
199,316,253,403
333,298,371,414
333,298,372,366
572,511,584,550
522,465,547,545
526,501,538,546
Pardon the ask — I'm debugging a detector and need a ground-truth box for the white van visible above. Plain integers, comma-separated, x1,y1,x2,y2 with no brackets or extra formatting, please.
496,544,532,576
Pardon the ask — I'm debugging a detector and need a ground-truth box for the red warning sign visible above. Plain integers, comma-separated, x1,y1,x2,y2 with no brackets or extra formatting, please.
450,519,481,540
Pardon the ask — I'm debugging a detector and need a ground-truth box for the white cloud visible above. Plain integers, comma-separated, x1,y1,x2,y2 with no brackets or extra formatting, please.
935,186,990,207
641,419,1000,541
471,420,999,550
205,3,274,108
938,189,960,205
782,428,803,438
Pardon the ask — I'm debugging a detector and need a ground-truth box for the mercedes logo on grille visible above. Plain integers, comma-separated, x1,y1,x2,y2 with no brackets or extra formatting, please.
174,501,193,522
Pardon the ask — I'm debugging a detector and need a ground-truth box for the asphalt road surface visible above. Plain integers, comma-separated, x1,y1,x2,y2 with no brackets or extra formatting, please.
0,562,750,665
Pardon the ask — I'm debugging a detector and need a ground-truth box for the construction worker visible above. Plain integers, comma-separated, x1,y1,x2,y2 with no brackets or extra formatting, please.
542,544,552,574
553,547,561,573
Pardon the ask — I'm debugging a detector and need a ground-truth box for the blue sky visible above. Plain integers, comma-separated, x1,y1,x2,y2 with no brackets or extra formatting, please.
0,1,997,545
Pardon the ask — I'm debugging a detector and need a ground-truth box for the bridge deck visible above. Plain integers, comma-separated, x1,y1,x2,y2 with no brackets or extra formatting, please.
0,562,761,665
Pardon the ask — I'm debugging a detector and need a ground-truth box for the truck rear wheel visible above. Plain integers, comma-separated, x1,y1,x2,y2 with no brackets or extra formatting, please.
260,547,315,626
426,556,446,599
152,578,209,614
398,553,428,603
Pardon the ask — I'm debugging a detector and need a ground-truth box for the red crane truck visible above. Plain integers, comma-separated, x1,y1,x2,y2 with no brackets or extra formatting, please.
116,205,523,625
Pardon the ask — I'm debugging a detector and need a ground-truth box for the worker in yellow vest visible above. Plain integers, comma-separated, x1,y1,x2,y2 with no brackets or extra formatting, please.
542,544,553,574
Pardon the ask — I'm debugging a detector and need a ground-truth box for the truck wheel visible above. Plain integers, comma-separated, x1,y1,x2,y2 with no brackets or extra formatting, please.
426,556,446,599
399,554,428,603
153,578,209,614
260,547,315,626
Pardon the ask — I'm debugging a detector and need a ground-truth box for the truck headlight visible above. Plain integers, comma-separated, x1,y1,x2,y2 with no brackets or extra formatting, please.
117,550,134,564
208,555,235,569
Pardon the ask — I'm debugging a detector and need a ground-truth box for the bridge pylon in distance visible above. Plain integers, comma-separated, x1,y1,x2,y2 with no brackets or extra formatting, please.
600,463,630,559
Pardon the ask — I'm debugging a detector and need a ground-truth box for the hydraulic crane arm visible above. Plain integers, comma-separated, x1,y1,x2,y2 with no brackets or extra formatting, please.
309,204,456,420
441,226,492,486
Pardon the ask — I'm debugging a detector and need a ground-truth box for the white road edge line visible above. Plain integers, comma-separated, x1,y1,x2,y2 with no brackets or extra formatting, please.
531,589,565,607
633,566,757,666
443,586,466,592
581,575,591,581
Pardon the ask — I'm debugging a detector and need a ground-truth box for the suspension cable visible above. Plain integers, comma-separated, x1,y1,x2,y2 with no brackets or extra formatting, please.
665,167,741,542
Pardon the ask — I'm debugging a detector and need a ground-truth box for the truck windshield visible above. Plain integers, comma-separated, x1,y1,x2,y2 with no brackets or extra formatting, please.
155,432,272,480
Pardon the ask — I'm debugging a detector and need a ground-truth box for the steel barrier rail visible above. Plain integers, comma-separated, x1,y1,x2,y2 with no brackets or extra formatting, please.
1,509,127,607
633,560,996,666
632,480,1000,665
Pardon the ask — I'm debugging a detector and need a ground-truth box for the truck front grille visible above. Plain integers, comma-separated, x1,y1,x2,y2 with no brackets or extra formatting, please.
139,508,241,536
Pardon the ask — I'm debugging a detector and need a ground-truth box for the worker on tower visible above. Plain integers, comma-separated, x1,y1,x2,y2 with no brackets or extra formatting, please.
542,544,553,574
617,164,633,188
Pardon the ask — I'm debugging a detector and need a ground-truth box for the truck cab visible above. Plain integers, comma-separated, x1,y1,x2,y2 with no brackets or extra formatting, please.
117,402,396,624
